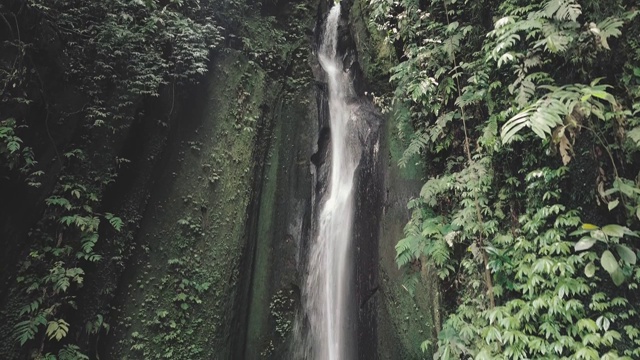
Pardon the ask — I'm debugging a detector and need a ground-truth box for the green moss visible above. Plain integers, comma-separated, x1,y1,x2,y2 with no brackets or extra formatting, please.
245,120,280,358
387,104,424,181
350,0,395,89
108,51,270,359
244,85,314,357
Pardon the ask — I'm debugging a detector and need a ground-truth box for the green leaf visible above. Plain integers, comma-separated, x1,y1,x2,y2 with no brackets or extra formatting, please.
45,196,72,211
46,319,69,341
46,321,58,338
596,316,611,331
602,224,626,238
13,316,45,346
420,340,432,353
574,237,596,251
627,127,640,147
584,262,596,277
614,244,637,264
582,223,599,230
611,268,625,286
501,108,534,144
607,199,619,211
108,216,124,232
623,227,640,238
7,141,21,153
569,228,589,236
601,250,619,274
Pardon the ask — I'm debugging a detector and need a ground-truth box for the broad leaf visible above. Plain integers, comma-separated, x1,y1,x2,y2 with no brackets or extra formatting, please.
615,244,637,265
602,224,626,238
582,223,599,230
584,261,596,277
611,268,625,286
574,237,596,251
601,250,619,274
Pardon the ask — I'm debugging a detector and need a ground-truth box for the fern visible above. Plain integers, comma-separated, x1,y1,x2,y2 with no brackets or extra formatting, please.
591,17,625,50
543,0,581,22
502,79,619,143
502,96,567,143
420,175,454,207
401,273,420,296
372,0,640,356
105,213,124,231
19,299,42,316
58,345,89,360
13,315,47,346
46,319,70,341
395,235,421,268
399,131,429,168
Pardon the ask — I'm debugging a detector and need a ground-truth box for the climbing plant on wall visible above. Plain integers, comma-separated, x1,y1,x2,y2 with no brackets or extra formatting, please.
371,0,640,357
1,0,224,357
1,0,315,356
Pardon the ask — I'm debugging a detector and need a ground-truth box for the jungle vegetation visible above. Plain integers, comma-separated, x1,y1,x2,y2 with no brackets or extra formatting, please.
0,0,310,357
368,0,640,358
3,0,640,358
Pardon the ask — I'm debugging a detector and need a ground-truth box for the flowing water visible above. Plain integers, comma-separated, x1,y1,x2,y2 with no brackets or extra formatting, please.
302,4,363,359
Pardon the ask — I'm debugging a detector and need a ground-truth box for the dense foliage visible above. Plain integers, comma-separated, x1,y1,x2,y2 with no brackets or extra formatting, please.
6,0,640,357
369,0,640,358
1,0,314,356
0,0,223,358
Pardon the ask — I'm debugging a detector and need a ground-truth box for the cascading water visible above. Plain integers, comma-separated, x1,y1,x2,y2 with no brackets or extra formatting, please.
301,3,364,359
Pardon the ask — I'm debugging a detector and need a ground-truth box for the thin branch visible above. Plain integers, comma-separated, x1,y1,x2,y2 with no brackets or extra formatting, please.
168,80,175,119
582,125,619,178
44,110,63,169
0,11,14,39
444,1,495,309
12,12,20,43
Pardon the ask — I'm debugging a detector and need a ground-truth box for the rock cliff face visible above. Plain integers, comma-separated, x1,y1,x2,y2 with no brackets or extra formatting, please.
346,0,440,358
238,0,437,357
98,0,436,357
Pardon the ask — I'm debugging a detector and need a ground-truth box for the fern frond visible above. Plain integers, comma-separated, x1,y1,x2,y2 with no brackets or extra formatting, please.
401,273,420,296
58,345,89,360
502,84,586,143
543,0,581,22
516,79,536,106
428,112,456,146
428,240,451,267
396,235,421,267
399,131,429,168
534,29,572,53
420,176,452,206
590,17,624,50
13,315,46,346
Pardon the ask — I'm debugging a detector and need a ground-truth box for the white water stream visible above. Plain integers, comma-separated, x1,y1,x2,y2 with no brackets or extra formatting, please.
303,4,361,359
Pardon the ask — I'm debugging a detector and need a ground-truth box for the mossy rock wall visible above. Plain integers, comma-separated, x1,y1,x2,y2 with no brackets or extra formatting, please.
101,5,319,358
102,50,274,359
348,0,440,358
241,81,316,360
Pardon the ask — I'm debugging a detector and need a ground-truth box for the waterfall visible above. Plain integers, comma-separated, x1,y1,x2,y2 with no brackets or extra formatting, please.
302,4,363,359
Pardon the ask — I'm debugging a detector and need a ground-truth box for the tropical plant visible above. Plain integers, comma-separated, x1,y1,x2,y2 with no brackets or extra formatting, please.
370,0,640,357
